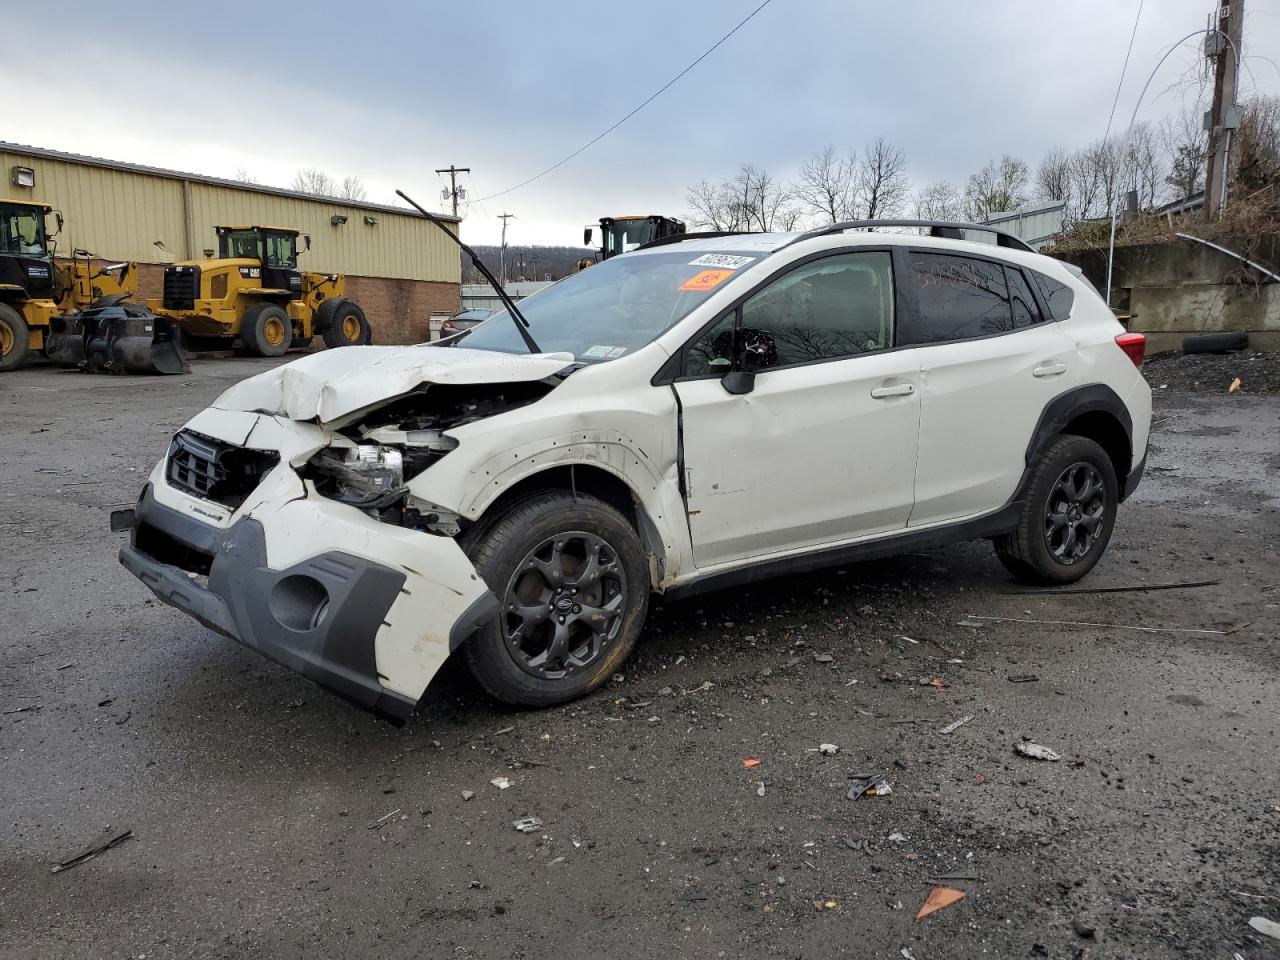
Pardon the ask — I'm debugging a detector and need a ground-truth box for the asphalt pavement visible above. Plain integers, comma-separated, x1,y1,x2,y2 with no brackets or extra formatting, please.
2,353,1277,960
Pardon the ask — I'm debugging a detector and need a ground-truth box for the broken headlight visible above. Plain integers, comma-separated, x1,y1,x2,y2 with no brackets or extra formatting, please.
305,444,405,508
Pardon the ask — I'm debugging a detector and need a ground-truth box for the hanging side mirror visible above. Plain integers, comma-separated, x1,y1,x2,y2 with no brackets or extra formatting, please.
302,234,311,252
52,211,64,236
583,226,593,246
720,370,755,395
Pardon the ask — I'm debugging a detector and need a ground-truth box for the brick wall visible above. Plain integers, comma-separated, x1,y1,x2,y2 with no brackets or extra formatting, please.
75,261,459,346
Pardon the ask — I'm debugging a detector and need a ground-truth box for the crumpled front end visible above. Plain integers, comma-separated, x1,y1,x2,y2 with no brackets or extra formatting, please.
117,407,495,722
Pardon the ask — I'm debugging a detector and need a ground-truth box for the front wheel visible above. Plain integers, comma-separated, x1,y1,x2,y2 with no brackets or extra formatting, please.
0,303,31,372
459,492,649,707
318,299,370,348
994,434,1118,584
240,303,293,357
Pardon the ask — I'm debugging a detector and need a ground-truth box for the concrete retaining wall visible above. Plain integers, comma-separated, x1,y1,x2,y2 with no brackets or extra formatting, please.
1057,234,1280,351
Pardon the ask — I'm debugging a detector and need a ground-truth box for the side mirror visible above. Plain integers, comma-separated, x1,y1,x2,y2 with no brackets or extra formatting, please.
720,370,755,395
736,328,778,372
301,234,311,252
52,211,64,237
584,227,593,246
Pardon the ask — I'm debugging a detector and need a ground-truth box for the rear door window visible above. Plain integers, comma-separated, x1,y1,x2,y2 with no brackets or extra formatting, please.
907,252,1012,342
1005,266,1042,328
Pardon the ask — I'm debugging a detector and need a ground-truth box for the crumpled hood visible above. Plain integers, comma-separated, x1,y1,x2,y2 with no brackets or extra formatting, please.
212,345,575,424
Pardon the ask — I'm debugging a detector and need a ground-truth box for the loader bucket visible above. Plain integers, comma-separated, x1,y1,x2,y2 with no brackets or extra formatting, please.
44,312,88,368
52,296,189,375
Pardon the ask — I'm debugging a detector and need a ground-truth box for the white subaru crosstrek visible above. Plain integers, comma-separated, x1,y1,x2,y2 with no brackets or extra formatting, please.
116,220,1151,721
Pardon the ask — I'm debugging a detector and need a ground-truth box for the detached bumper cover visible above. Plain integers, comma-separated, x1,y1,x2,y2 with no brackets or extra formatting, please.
122,487,416,722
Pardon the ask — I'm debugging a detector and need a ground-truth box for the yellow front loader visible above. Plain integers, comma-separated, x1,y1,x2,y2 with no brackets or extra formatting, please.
147,225,370,356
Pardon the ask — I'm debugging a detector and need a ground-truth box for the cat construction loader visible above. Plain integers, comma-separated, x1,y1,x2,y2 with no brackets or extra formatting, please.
577,215,686,270
0,198,184,374
146,225,370,356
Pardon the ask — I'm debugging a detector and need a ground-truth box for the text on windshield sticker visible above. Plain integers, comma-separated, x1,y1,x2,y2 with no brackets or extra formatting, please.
689,254,755,269
679,269,735,292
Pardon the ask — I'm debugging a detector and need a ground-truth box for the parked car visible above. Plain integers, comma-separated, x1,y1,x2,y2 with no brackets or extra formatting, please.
438,308,494,338
115,220,1151,721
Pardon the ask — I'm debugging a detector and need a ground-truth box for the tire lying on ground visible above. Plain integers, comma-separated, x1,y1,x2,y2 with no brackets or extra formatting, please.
0,302,31,372
316,298,371,348
1182,331,1249,354
240,302,293,357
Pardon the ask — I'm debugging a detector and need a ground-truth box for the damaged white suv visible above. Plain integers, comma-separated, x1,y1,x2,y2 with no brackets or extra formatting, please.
117,220,1151,721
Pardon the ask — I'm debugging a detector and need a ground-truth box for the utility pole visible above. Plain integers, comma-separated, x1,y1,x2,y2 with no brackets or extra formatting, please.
435,165,471,218
498,212,515,285
1203,0,1242,220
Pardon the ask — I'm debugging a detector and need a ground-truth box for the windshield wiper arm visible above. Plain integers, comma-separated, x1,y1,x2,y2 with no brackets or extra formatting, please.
395,189,540,354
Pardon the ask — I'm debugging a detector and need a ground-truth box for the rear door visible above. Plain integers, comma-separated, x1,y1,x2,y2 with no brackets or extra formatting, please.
901,249,1079,527
672,249,921,568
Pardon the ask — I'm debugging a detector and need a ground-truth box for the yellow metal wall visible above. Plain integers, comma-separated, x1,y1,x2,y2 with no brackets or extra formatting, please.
1,149,459,284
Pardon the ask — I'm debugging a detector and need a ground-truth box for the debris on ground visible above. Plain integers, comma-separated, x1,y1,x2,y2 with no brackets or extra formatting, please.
1249,916,1280,941
742,758,761,768
1014,741,1062,762
461,790,475,801
847,773,892,799
915,886,966,920
490,777,513,789
843,837,874,855
1072,919,1097,939
1008,674,1040,683
967,614,1226,636
939,715,974,735
756,781,766,797
369,809,402,829
818,742,839,755
814,898,838,911
813,652,835,663
887,831,908,843
926,873,983,883
512,817,542,833
1014,578,1221,596
50,828,132,874
1229,377,1242,394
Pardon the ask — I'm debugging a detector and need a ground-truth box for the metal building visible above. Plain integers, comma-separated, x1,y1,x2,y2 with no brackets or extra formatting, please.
1,142,462,343
983,201,1067,251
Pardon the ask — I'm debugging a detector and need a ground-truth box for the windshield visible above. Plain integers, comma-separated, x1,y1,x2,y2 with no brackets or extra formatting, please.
457,249,761,362
603,219,657,258
218,230,263,260
1,208,47,257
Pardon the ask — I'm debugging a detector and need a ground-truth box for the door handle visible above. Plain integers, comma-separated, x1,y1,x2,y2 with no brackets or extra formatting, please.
1032,361,1068,378
870,382,915,399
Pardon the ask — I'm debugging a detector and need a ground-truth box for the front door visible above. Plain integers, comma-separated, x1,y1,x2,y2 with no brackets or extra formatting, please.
673,249,920,569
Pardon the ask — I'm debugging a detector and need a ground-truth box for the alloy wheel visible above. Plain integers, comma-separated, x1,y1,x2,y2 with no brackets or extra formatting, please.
1044,461,1106,564
501,531,627,680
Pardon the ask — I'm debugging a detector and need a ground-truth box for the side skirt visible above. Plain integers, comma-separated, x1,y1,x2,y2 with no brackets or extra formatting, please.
661,501,1022,601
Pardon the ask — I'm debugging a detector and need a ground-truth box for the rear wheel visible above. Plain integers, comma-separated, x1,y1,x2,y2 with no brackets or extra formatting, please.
994,435,1118,584
459,492,649,707
240,303,292,357
319,299,370,348
0,303,31,372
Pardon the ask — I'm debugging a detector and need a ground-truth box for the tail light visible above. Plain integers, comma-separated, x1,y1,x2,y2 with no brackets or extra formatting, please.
440,321,456,335
1115,332,1145,368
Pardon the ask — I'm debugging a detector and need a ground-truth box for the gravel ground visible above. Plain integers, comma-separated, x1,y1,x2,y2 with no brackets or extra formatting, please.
1,356,1278,960
1144,350,1280,395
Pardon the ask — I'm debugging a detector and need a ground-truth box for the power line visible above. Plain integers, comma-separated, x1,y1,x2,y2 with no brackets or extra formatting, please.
1102,0,1146,146
473,0,775,203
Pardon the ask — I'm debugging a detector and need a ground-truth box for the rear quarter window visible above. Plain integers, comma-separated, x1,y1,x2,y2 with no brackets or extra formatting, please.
1029,270,1075,321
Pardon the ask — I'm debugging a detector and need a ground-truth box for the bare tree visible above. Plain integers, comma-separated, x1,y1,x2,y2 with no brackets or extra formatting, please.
687,165,797,232
1123,122,1164,209
1161,107,1209,202
234,167,259,185
794,146,854,224
853,137,909,219
1035,146,1071,203
1233,94,1280,192
686,178,743,231
914,180,963,220
963,155,1029,220
338,176,368,202
292,167,337,196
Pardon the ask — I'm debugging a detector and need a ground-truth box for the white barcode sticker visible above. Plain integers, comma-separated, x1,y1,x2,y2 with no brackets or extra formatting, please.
688,254,755,269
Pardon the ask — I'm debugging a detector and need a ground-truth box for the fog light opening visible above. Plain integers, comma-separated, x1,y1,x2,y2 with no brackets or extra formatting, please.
269,575,331,632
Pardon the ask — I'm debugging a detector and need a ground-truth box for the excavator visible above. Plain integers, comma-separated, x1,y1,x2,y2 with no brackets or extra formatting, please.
0,198,184,374
577,215,686,270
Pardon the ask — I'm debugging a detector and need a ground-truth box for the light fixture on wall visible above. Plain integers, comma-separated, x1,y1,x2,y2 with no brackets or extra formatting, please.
331,214,348,226
363,215,378,226
11,165,35,188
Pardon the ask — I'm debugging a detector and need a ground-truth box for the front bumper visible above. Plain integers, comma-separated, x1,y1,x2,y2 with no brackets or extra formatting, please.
121,466,496,723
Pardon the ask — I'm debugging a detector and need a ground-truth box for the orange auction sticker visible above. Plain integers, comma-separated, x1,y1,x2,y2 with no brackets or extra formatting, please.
679,269,734,292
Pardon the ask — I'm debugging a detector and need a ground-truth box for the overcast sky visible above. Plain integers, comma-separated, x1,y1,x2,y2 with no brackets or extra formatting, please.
7,1,1280,247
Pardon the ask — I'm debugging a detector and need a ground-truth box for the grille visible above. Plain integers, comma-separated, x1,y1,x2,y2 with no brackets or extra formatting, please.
162,265,200,310
166,430,279,509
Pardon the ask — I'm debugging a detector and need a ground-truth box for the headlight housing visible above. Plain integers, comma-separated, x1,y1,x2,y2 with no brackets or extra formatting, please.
305,444,405,507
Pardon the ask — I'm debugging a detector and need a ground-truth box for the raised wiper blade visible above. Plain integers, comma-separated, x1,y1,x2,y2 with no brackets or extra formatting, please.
395,189,540,354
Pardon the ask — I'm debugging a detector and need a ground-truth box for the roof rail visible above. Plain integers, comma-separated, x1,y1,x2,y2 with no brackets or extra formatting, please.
635,230,761,251
784,219,1037,253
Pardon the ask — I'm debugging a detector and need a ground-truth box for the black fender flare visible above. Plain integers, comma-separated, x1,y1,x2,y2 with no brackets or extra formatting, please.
1017,382,1135,499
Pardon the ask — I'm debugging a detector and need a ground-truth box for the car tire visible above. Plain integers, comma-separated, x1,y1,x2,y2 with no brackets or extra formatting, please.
0,302,31,372
994,434,1118,585
1182,331,1248,354
319,299,371,348
240,303,293,357
459,491,649,707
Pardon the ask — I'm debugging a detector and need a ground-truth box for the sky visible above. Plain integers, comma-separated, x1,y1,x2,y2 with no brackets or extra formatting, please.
6,1,1280,247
